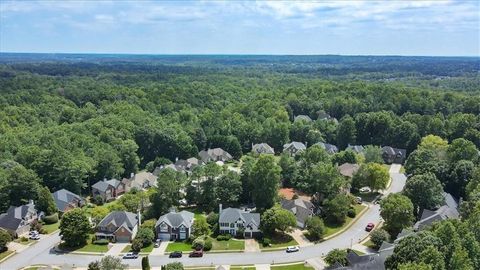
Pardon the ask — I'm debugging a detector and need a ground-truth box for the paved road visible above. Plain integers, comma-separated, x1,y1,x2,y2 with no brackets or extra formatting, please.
1,165,406,270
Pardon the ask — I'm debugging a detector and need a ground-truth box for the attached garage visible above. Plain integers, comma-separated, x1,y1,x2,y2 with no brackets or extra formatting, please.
158,233,171,241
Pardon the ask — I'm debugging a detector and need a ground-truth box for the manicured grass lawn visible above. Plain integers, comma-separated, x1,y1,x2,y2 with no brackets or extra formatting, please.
0,250,14,261
362,239,376,249
261,233,298,249
14,237,35,245
122,243,154,253
210,238,244,251
271,263,314,270
74,243,108,253
42,221,60,234
181,206,207,220
323,204,367,238
166,241,193,252
230,266,255,270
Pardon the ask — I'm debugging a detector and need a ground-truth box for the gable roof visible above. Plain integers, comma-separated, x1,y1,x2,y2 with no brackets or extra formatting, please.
281,198,314,226
338,163,360,178
155,210,194,228
283,141,306,152
381,146,407,163
414,192,459,231
294,115,313,122
127,171,158,189
198,148,233,163
92,178,121,192
174,157,204,171
346,145,365,154
252,143,275,154
97,211,138,230
219,208,260,227
0,201,36,231
52,189,85,212
314,142,339,154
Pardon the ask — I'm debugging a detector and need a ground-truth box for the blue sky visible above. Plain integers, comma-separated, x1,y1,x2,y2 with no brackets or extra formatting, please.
1,0,479,56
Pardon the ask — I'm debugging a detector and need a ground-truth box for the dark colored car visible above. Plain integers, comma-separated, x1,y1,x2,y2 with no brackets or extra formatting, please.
189,250,203,257
365,222,375,232
123,252,139,259
169,251,183,258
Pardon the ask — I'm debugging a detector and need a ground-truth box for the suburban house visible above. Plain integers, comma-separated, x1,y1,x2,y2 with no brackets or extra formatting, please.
317,110,338,123
314,142,339,154
124,171,157,191
382,146,407,164
346,144,365,154
153,163,184,176
283,141,306,156
218,205,261,238
338,163,360,178
328,246,394,270
413,192,459,231
95,211,139,242
198,148,233,163
174,157,204,174
155,210,194,241
252,143,275,155
0,200,37,237
52,189,85,213
91,178,126,202
281,198,314,228
294,115,313,122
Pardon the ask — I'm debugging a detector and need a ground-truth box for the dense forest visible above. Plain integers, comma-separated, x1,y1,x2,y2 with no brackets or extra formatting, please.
0,54,479,209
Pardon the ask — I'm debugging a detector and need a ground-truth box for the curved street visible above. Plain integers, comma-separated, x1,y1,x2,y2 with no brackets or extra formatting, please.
1,165,406,270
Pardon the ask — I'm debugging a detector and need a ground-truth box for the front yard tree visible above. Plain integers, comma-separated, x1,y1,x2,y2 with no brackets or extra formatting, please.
136,227,155,247
352,163,389,191
363,145,383,163
37,185,57,215
325,248,348,266
192,216,210,238
305,216,325,240
380,194,414,236
324,194,352,224
59,208,90,247
403,173,444,214
370,229,390,249
0,229,12,251
261,207,296,235
150,168,186,217
99,255,127,270
216,171,242,206
252,155,281,211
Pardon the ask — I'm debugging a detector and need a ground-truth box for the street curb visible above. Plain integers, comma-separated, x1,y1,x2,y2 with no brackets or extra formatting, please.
322,204,369,241
0,250,16,263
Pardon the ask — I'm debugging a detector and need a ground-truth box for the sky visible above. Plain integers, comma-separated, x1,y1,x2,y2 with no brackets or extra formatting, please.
0,0,479,56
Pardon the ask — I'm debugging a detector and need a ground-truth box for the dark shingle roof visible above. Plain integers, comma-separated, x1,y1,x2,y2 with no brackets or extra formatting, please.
0,202,36,231
219,208,260,227
52,189,84,212
414,192,459,231
281,198,314,226
155,210,194,228
92,179,121,192
97,211,138,230
314,142,339,154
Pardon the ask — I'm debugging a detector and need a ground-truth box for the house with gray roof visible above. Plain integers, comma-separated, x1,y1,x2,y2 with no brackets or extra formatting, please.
346,144,365,154
327,247,394,270
52,189,85,213
281,198,314,228
124,171,158,191
283,141,306,156
0,200,37,237
153,163,184,176
92,178,126,202
218,205,261,238
252,143,275,155
199,148,233,163
95,211,139,242
314,142,339,154
155,210,194,241
414,192,459,231
338,163,360,178
382,146,407,164
294,115,313,123
174,157,204,174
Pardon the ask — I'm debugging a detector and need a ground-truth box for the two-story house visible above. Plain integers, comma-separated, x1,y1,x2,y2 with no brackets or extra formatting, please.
155,210,194,241
52,189,85,214
198,148,233,163
252,143,275,155
283,141,306,156
124,171,158,192
218,205,261,238
95,211,139,242
91,178,126,202
0,200,37,237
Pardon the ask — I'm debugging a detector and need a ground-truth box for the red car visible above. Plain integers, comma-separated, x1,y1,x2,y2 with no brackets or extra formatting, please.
365,223,375,232
189,250,203,257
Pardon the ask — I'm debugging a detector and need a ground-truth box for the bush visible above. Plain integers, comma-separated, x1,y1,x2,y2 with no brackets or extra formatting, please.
262,237,271,247
325,248,348,266
216,234,232,241
206,212,219,226
142,256,150,270
165,262,184,270
93,239,109,245
43,213,59,224
191,237,205,250
347,208,356,218
132,238,143,252
20,236,28,242
136,227,154,247
93,195,104,206
203,239,212,251
370,229,390,249
0,229,12,250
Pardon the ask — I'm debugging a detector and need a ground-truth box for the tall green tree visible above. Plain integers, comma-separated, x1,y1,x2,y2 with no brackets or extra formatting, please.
380,193,414,236
59,208,90,247
403,173,444,215
149,168,186,217
37,186,57,215
251,155,281,211
337,115,356,149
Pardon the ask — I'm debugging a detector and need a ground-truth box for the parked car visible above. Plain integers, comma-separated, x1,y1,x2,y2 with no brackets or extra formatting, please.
355,196,362,204
189,250,203,257
359,187,372,193
123,252,139,259
154,239,161,248
169,251,183,258
286,246,300,253
365,222,375,232
29,230,38,236
29,234,40,240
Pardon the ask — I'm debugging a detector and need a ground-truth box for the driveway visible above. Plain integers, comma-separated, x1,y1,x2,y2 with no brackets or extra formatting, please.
150,241,169,256
105,243,128,256
2,166,407,269
289,229,312,247
245,239,260,252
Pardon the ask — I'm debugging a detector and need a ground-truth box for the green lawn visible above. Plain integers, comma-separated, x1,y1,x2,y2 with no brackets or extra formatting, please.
122,243,154,253
14,237,35,245
230,266,255,270
362,239,376,249
74,243,109,253
166,241,193,252
323,204,367,238
42,221,60,234
181,206,207,220
261,233,298,250
0,250,14,261
271,263,314,270
210,238,244,251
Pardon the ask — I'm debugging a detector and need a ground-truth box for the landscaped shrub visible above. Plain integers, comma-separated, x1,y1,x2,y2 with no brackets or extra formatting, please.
347,208,356,218
262,237,271,247
132,238,143,252
20,236,28,242
93,239,109,245
93,195,104,206
216,234,232,241
191,237,205,250
43,213,59,224
206,212,219,226
203,239,212,251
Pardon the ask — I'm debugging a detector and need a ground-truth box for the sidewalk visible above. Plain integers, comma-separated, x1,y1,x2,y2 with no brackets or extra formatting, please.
289,229,313,247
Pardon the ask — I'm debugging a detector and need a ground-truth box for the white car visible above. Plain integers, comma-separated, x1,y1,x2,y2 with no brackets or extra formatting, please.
359,187,372,193
286,246,300,253
29,234,40,240
29,231,38,236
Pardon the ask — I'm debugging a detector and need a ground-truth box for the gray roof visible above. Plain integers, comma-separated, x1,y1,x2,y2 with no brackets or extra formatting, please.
198,148,233,163
381,146,407,164
314,142,339,154
294,115,313,122
252,143,275,155
283,141,306,152
0,201,36,231
97,211,138,230
153,163,185,176
338,163,360,178
281,198,314,227
52,189,85,212
347,145,365,154
92,178,121,192
414,192,459,231
219,208,260,227
174,157,204,172
155,210,194,228
126,171,158,189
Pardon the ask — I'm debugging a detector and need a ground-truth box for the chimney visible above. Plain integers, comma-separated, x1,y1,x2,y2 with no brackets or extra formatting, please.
28,199,34,206
219,204,223,214
175,157,179,162
103,177,107,182
130,172,134,178
137,210,141,226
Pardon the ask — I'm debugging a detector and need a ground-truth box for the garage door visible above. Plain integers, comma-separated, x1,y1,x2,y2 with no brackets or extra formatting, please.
158,233,171,241
116,235,130,243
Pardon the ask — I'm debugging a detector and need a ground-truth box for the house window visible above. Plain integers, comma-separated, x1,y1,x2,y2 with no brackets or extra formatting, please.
230,223,235,228
179,226,186,232
160,223,168,232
